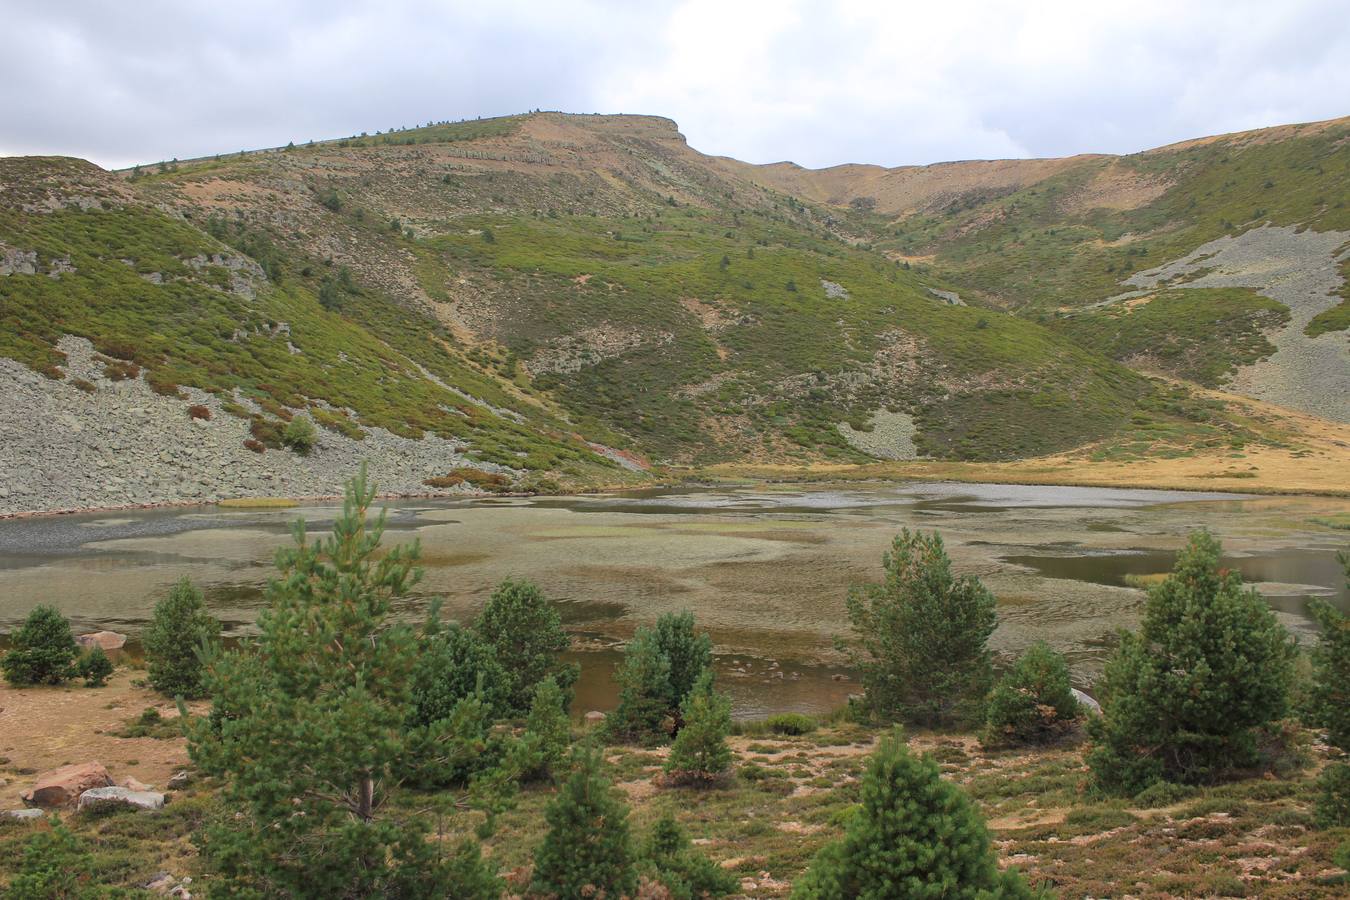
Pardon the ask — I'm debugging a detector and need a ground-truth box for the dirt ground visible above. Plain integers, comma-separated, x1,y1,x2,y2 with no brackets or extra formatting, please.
0,669,199,809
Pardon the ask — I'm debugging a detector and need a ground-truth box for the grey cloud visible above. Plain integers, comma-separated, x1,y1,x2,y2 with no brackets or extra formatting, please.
0,0,1345,170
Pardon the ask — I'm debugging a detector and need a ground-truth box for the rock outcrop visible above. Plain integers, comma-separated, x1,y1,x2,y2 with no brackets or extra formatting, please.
78,786,167,812
22,761,113,807
76,631,128,652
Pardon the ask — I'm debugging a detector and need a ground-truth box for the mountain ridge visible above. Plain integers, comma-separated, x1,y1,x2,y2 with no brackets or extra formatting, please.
1,110,1347,513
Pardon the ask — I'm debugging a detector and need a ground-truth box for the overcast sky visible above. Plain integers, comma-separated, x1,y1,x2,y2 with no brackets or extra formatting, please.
3,0,1347,171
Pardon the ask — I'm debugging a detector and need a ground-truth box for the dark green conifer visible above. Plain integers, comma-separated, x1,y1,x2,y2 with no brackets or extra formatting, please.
792,731,1036,898
1,605,78,686
8,821,95,899
608,611,714,742
185,468,497,896
984,641,1079,745
144,577,219,699
664,669,733,784
1310,551,1350,827
474,577,577,714
77,646,114,687
641,812,738,898
532,744,637,898
607,626,673,742
511,675,572,782
843,529,997,726
1087,530,1295,794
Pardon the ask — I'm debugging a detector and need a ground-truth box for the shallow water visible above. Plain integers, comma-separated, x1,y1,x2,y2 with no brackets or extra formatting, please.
1,482,1346,716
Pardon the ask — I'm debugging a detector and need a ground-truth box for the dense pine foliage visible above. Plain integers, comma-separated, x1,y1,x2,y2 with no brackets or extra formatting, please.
844,529,997,726
791,731,1038,899
1,605,78,687
1087,530,1296,794
144,577,220,699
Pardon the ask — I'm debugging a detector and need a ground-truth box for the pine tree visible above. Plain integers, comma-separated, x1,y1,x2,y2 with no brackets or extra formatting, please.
1307,551,1350,751
606,626,673,742
843,529,997,726
511,675,572,782
984,642,1079,745
1087,530,1296,794
640,812,738,898
653,610,713,722
664,670,733,784
185,467,494,896
1310,550,1350,827
474,577,577,714
791,731,1036,898
607,611,714,742
77,646,114,687
1316,762,1350,828
409,605,511,725
144,577,220,699
532,744,637,898
7,821,95,899
1,605,78,686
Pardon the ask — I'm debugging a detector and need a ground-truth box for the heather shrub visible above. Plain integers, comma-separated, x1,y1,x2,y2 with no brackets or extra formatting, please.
281,414,317,454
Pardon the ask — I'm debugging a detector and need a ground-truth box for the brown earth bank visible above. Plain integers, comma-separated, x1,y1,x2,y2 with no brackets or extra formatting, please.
1,670,1347,897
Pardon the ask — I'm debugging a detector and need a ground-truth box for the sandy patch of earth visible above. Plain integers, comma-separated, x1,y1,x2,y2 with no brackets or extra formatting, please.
0,669,202,809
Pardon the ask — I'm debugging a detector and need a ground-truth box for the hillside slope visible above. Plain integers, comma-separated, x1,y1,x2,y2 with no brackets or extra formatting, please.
724,116,1350,421
2,113,1346,513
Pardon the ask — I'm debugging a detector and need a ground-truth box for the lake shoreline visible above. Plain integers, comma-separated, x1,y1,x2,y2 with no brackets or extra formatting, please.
4,467,1344,522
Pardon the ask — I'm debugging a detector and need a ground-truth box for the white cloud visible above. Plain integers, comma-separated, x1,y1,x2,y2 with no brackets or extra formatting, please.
0,0,1345,170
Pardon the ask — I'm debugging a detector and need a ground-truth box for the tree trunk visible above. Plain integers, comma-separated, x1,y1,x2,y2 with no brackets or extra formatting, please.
356,772,374,821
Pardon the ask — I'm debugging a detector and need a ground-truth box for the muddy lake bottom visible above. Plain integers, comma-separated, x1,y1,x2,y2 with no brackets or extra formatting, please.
1,482,1347,717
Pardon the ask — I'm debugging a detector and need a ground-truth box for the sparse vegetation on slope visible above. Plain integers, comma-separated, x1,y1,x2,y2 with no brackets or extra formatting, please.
3,111,1347,511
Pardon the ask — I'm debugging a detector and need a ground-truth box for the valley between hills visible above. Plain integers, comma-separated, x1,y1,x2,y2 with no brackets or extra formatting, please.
1,111,1348,514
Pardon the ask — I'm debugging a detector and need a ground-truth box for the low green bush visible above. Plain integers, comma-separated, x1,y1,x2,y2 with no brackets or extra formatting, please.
984,642,1079,746
1,606,79,686
77,646,113,687
765,712,817,735
281,414,317,454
